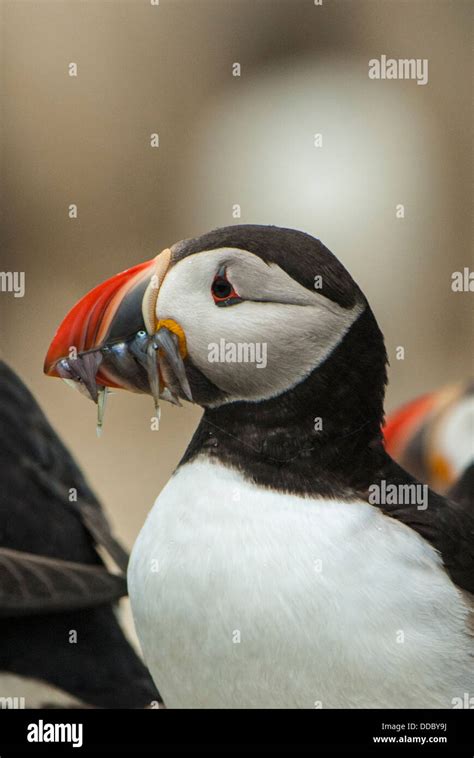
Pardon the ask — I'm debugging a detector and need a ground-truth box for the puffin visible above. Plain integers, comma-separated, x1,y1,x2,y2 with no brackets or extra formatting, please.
0,360,160,708
384,381,474,505
44,225,474,709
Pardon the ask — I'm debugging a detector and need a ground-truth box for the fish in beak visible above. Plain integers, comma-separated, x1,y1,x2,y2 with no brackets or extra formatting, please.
44,248,192,433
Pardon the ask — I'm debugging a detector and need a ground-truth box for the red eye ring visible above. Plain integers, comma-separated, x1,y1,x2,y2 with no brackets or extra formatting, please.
211,269,242,306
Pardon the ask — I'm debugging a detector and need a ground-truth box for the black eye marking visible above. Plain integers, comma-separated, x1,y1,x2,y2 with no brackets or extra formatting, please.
211,267,243,307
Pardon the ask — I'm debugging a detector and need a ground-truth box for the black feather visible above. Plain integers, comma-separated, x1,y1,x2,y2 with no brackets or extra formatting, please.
0,360,160,708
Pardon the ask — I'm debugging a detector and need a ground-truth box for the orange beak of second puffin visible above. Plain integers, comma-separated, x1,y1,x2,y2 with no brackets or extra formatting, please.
44,248,191,431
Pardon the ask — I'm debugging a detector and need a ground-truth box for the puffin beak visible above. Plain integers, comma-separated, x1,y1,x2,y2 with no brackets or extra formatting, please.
44,248,192,432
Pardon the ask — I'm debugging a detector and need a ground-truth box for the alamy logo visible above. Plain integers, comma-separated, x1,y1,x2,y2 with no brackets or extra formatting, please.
0,271,25,298
368,55,428,86
27,720,83,748
452,693,474,709
368,480,428,510
208,339,267,369
0,696,25,708
451,268,474,292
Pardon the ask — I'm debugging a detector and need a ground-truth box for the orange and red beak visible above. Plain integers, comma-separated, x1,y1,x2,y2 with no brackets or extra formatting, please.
383,382,472,493
44,248,191,429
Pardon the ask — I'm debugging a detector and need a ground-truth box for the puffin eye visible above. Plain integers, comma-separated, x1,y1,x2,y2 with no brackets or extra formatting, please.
212,278,232,299
211,268,242,307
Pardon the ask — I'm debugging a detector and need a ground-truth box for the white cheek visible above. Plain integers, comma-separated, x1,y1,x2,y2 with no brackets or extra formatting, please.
156,252,364,403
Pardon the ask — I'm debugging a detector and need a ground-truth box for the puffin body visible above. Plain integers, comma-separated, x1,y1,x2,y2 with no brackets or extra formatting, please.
129,459,473,709
45,225,474,708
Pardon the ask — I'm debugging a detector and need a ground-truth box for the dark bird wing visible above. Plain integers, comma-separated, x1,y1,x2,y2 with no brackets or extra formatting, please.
0,360,160,707
0,359,128,574
0,548,126,618
19,456,130,574
374,453,474,595
448,463,474,510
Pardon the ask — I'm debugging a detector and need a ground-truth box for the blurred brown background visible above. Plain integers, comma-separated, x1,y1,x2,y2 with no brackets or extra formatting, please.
1,0,472,561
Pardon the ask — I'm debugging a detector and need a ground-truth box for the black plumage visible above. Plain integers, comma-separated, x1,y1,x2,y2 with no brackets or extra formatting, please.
0,360,160,707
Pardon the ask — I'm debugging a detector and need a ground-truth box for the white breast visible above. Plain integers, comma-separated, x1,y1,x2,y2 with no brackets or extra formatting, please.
128,458,474,708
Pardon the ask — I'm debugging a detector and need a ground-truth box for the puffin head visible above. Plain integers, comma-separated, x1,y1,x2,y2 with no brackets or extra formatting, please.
44,225,387,438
